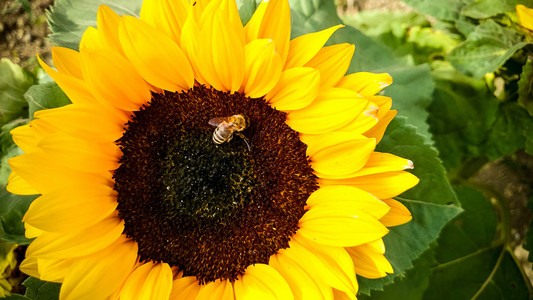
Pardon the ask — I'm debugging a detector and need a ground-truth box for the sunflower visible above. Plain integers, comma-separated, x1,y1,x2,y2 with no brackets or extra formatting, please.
8,0,418,298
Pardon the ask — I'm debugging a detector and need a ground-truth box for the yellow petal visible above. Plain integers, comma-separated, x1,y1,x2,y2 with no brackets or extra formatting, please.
269,252,333,300
266,67,320,111
27,215,123,259
304,43,354,87
364,109,397,143
217,0,246,46
287,234,358,295
285,25,344,69
287,88,368,134
251,0,291,64
242,39,283,98
180,14,210,86
301,132,369,161
80,49,151,111
9,152,112,194
338,101,379,134
370,95,393,112
60,236,138,300
36,258,74,283
350,152,413,177
119,16,194,92
234,263,294,300
319,171,420,199
517,4,533,31
7,171,39,195
24,223,43,238
196,279,234,300
38,134,118,173
379,198,412,227
96,5,124,55
194,14,227,90
170,276,201,299
337,72,392,96
37,55,96,105
121,262,173,300
346,241,393,279
23,184,117,233
9,124,39,153
299,202,389,247
19,256,40,278
211,12,245,92
140,0,190,44
310,137,376,179
52,47,83,79
244,0,268,42
79,26,103,51
305,185,390,220
332,288,357,300
32,103,126,143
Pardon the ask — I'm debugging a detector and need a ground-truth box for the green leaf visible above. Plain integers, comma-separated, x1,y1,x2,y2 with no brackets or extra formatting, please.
48,0,143,51
237,0,260,26
377,118,458,205
483,102,533,159
400,0,469,21
518,59,533,116
25,82,71,119
0,120,34,245
461,0,533,19
382,64,435,142
358,118,461,293
23,277,61,300
447,20,532,78
358,200,462,294
427,68,499,169
0,187,36,245
0,59,35,126
341,10,458,64
425,186,529,299
454,14,478,37
359,247,435,299
290,0,436,140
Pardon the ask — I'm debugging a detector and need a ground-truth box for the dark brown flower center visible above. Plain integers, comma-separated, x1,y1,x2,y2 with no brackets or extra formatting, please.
113,86,318,283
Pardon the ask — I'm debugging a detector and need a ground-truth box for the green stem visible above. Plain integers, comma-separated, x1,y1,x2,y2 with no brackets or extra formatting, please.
448,156,489,185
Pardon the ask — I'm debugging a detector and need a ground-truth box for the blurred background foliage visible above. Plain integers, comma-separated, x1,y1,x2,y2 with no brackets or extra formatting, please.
1,0,533,299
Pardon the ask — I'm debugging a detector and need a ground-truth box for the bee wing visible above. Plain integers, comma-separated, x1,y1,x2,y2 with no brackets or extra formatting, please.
208,117,230,127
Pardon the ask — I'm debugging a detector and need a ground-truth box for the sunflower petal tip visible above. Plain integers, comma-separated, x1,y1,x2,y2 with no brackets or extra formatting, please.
404,160,414,170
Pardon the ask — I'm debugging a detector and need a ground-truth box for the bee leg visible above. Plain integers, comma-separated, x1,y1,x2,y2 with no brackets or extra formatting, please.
236,133,251,151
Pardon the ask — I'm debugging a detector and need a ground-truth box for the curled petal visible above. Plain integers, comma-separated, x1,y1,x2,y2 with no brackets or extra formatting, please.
379,199,412,227
337,72,393,96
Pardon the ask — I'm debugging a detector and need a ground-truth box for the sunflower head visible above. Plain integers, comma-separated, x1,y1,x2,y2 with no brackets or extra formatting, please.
8,0,418,298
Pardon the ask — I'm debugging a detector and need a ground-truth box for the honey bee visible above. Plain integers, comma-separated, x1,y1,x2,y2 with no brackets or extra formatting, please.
208,114,248,146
